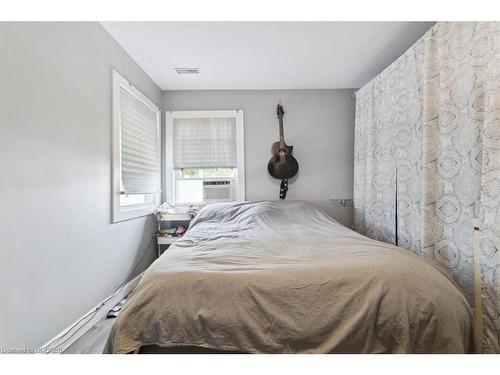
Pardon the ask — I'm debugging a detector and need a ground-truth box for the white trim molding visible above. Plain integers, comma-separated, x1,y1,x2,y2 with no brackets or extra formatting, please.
112,69,161,222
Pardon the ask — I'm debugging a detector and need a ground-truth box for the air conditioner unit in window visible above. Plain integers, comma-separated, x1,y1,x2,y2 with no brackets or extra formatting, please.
203,180,233,202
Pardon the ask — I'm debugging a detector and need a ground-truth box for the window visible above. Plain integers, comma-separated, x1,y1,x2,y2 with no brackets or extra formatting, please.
165,111,245,206
112,70,161,222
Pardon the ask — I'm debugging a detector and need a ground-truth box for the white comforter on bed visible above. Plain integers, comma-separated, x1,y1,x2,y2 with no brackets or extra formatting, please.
105,201,472,353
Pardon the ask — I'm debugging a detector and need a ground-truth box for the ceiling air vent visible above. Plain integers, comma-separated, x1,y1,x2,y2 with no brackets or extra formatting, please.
175,68,200,74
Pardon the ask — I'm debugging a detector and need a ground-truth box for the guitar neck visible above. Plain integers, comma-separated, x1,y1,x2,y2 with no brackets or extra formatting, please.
279,117,284,148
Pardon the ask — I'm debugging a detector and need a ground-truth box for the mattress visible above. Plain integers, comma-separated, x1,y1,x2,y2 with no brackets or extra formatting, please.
104,200,472,353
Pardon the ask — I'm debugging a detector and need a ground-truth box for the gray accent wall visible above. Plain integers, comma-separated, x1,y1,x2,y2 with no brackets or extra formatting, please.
0,22,161,349
162,90,355,225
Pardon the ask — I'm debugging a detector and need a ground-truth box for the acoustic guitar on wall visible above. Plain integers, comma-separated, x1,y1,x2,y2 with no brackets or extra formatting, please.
267,102,299,199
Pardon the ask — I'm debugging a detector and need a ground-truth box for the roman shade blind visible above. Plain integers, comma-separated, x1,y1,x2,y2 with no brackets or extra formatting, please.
120,87,161,195
173,117,237,169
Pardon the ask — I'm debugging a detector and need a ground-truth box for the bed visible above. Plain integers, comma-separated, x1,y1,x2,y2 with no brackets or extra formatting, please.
104,201,472,354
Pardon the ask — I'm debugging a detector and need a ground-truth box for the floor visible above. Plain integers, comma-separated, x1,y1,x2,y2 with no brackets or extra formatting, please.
64,295,131,354
63,317,115,354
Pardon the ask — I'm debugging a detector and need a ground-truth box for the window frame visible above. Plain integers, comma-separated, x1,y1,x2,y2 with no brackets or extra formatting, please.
165,110,245,206
112,70,161,223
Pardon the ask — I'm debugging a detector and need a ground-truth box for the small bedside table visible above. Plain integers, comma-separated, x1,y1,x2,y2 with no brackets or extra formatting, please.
156,211,192,257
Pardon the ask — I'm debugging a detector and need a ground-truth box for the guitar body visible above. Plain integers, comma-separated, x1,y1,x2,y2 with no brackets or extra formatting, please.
267,144,299,179
267,103,299,190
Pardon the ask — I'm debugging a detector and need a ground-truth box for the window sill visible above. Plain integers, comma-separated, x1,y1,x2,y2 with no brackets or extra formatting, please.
112,205,157,223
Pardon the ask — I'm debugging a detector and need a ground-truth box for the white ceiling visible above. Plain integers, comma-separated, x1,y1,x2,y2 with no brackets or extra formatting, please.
101,22,435,90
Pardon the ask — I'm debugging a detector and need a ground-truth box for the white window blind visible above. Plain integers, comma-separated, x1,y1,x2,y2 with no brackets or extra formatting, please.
120,87,161,195
173,117,237,169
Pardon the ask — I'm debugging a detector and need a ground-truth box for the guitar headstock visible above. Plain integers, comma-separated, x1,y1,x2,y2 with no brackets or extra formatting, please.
276,103,285,119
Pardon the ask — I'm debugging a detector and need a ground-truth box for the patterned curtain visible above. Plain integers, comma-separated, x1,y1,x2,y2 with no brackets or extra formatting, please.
353,22,500,353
